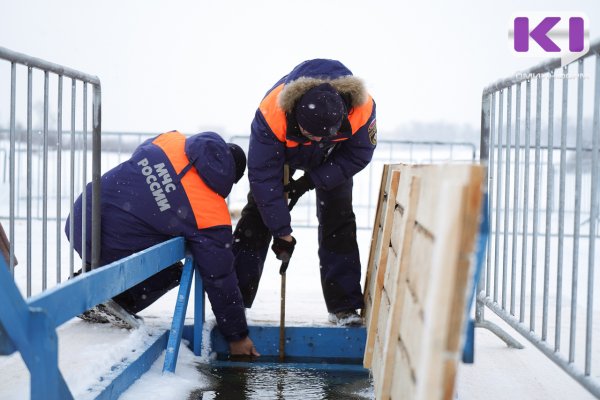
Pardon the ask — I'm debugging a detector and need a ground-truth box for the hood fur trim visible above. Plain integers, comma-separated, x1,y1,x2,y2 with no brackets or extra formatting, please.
278,75,367,113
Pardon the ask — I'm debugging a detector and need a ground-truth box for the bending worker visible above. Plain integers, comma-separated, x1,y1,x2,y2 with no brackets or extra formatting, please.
233,59,377,326
67,130,259,356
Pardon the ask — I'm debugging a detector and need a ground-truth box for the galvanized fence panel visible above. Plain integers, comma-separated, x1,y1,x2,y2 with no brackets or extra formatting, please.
0,47,101,297
478,40,600,396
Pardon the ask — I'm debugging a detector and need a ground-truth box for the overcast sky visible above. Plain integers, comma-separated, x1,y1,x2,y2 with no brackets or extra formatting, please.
1,0,599,139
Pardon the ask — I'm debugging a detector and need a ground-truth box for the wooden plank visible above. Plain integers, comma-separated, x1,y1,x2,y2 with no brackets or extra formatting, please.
415,165,476,235
372,265,396,384
0,222,17,269
415,173,464,400
376,288,391,344
372,289,391,378
366,226,384,308
371,263,396,386
443,359,458,400
389,339,416,400
407,228,434,304
389,208,404,256
371,334,384,385
371,334,385,388
398,284,424,374
382,241,399,307
365,223,387,325
377,173,421,399
364,164,391,299
414,166,484,400
374,170,401,289
441,168,485,398
449,167,485,342
363,291,374,326
389,166,412,251
364,169,401,368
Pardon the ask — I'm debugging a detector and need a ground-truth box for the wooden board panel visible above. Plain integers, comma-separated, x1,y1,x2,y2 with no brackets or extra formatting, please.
414,180,463,400
414,167,484,400
367,226,384,303
377,172,421,399
364,169,401,368
375,288,391,358
365,164,390,280
382,241,399,305
445,169,485,355
364,166,409,381
414,165,477,235
364,163,485,400
406,228,433,305
388,339,416,400
389,207,405,258
389,165,413,253
364,291,373,322
371,332,384,383
372,289,391,379
442,358,458,400
372,273,395,383
398,284,424,375
363,164,390,319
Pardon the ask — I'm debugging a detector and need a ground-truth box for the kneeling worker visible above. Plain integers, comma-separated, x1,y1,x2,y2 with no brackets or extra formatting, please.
67,130,259,356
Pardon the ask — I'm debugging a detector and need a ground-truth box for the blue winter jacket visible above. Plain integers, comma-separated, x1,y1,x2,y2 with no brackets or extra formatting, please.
66,131,248,342
249,59,377,237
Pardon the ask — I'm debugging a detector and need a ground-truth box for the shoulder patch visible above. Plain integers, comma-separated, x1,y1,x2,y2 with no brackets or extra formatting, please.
368,119,377,145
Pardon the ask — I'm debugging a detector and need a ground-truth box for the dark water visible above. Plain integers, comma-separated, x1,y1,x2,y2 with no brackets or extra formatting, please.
190,360,374,400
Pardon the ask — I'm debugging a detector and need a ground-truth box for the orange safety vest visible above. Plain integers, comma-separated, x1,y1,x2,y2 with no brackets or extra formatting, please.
259,83,374,147
152,131,231,230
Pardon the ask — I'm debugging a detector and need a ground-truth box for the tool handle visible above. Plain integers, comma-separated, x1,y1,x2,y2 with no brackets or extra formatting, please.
279,261,289,275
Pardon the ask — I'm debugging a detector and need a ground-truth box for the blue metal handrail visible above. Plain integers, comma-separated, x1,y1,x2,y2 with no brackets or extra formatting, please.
0,237,186,400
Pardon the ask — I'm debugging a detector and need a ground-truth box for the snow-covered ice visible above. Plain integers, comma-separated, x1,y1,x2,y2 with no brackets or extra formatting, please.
0,224,371,399
1,221,597,399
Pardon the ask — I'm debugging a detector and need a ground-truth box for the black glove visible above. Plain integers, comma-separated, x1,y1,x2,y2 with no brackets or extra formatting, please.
284,174,315,211
271,236,296,265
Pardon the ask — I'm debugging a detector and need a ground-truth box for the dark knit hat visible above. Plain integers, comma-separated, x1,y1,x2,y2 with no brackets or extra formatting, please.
294,83,346,137
228,143,246,183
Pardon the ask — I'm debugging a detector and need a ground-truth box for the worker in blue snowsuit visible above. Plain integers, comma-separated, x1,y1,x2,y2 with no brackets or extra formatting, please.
233,59,377,325
67,131,259,356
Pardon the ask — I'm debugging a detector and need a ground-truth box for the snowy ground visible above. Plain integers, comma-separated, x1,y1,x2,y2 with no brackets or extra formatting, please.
0,225,371,399
0,143,597,399
457,311,596,400
1,221,598,399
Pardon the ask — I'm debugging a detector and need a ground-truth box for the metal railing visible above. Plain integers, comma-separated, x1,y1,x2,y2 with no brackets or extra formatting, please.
0,129,157,220
1,131,476,230
227,136,478,230
478,39,600,396
0,47,102,296
0,121,476,299
0,237,185,400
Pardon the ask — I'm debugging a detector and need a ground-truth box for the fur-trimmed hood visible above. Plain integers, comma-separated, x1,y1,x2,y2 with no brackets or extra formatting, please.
277,59,367,114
